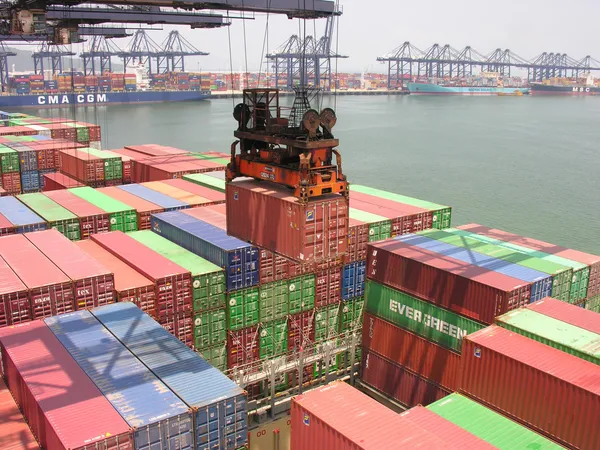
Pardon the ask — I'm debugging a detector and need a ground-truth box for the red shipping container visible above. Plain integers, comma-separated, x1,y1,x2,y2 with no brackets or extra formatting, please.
459,325,600,450
527,297,600,334
76,240,156,316
0,321,134,450
366,239,530,324
290,381,480,450
346,214,372,263
288,310,316,351
315,266,342,307
0,234,74,319
0,378,38,450
161,178,226,204
227,326,260,369
459,223,600,299
133,157,225,183
25,229,115,310
27,139,85,169
0,213,15,236
125,144,190,157
42,172,84,191
58,148,105,183
42,123,77,141
362,313,460,391
226,180,349,264
0,187,6,197
0,256,30,327
98,186,164,230
361,350,451,408
1,173,21,195
259,248,301,284
44,190,110,238
91,231,192,318
0,127,37,137
160,312,193,348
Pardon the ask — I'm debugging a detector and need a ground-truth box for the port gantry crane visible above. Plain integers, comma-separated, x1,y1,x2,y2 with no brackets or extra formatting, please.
156,30,207,73
80,33,129,76
32,41,75,75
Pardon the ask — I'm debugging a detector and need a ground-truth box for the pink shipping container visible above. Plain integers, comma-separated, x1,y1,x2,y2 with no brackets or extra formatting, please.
0,378,39,450
0,256,30,327
366,239,530,324
76,240,157,317
290,381,483,450
0,234,74,319
58,148,105,184
459,223,600,299
98,186,164,230
362,313,461,391
25,229,115,310
459,325,600,450
42,172,84,191
527,297,600,334
0,321,134,450
44,190,110,238
226,180,349,264
361,350,451,408
161,178,226,204
91,231,192,319
0,213,15,236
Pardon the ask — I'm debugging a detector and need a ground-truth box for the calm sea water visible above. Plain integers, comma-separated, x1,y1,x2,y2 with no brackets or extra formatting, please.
24,94,600,254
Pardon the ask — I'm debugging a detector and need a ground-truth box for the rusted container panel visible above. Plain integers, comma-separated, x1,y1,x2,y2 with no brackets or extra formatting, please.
0,256,30,327
44,189,110,238
527,297,600,334
367,238,530,324
363,313,461,391
0,234,74,319
25,229,114,310
226,180,348,264
75,240,156,317
459,325,600,450
98,186,163,230
91,231,192,319
361,349,451,408
0,377,39,450
227,326,260,369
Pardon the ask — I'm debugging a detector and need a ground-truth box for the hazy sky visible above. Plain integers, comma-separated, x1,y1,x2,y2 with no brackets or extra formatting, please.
19,0,600,73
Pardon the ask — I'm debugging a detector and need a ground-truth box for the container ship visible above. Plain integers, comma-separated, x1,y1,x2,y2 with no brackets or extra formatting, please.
1,65,211,108
529,74,600,95
408,73,530,96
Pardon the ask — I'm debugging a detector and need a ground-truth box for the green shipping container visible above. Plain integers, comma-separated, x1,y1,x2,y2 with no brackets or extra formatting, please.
0,147,20,173
348,208,392,242
65,122,90,142
81,147,123,180
418,229,573,302
17,193,80,240
446,228,590,302
183,173,226,193
193,308,227,350
495,308,600,365
69,187,138,232
129,231,225,311
259,319,288,359
192,153,230,166
197,342,227,372
350,184,452,229
339,297,365,334
314,304,341,342
427,394,563,449
288,275,316,315
365,280,484,353
227,287,259,330
259,280,289,322
586,294,600,313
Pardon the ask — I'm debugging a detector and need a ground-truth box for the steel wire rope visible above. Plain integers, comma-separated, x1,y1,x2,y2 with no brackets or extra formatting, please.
257,0,273,89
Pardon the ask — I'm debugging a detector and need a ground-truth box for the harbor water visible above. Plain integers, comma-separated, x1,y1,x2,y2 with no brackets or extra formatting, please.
17,94,600,254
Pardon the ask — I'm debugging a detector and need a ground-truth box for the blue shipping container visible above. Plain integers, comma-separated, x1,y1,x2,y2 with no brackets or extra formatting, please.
118,184,189,211
92,302,248,450
0,196,46,232
18,148,38,172
151,211,259,291
45,311,194,450
20,170,41,193
31,134,51,141
342,261,366,300
395,234,553,302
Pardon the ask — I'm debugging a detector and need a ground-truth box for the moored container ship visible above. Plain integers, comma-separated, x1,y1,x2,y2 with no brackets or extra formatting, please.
408,72,529,96
529,75,600,95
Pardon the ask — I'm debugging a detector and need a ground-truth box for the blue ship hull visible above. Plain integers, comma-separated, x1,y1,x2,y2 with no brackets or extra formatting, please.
0,90,211,108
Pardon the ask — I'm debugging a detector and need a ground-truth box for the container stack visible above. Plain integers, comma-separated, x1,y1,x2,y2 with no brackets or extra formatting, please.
124,73,137,91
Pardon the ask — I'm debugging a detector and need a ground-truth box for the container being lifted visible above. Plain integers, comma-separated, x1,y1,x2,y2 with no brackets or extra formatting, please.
226,88,348,203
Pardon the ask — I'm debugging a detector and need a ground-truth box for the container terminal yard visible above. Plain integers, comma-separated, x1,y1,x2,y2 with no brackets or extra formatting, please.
0,1,599,450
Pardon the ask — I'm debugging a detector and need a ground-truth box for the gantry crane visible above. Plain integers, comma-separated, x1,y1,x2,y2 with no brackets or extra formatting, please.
80,34,128,76
32,41,75,75
156,30,207,73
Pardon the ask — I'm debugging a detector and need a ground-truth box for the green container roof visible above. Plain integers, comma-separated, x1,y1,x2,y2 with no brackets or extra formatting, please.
427,393,563,449
17,193,77,222
349,207,389,225
182,173,225,193
418,229,571,276
80,148,120,160
0,147,17,154
69,186,133,213
193,153,230,165
350,184,450,210
496,308,600,365
129,230,222,276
